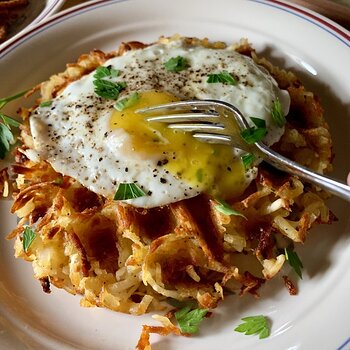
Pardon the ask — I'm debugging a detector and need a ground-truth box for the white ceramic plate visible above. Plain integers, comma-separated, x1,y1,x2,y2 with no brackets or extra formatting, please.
1,0,350,349
0,0,65,45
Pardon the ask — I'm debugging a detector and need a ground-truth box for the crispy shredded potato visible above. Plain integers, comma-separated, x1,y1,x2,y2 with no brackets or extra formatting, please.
2,36,335,349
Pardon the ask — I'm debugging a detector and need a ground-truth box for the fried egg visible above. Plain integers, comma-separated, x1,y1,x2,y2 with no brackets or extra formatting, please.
29,39,290,208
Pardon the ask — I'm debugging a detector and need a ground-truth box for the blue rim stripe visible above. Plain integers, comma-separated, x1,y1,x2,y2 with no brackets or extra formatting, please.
338,337,350,350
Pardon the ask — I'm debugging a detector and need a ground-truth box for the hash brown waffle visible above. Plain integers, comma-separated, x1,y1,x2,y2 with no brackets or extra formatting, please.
2,37,334,349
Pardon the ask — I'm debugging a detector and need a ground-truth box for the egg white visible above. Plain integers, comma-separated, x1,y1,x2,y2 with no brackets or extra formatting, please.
29,39,290,208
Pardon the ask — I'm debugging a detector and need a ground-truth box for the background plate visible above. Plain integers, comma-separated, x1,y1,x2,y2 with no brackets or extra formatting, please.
0,0,65,45
0,0,350,349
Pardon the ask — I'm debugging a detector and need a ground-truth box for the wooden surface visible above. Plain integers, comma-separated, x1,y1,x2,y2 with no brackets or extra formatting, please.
61,0,86,10
61,0,350,31
289,0,350,30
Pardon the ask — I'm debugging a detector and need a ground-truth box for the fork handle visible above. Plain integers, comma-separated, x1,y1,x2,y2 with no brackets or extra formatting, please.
255,142,350,202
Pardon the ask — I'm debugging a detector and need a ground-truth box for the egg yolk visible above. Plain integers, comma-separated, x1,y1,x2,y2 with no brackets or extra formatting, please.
110,90,247,199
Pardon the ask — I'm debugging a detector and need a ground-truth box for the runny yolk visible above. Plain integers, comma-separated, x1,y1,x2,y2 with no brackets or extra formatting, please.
110,90,247,199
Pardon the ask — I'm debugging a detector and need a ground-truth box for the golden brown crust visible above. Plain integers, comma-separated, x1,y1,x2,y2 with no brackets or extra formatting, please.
136,323,184,350
282,275,297,296
39,49,113,102
0,168,11,197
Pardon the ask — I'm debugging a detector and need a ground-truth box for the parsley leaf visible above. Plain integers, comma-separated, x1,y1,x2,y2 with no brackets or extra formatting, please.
0,123,14,159
95,80,126,99
0,90,28,109
0,90,27,159
39,100,53,108
23,226,36,253
93,66,126,99
284,247,303,279
0,113,21,128
250,117,266,128
114,183,147,200
234,315,270,339
241,153,256,169
214,199,246,219
240,116,268,144
175,306,208,334
164,56,189,72
271,99,286,127
240,127,267,144
94,65,119,80
207,71,237,85
114,92,140,111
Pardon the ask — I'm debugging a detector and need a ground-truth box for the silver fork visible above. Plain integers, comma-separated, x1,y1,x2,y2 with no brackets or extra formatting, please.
137,99,350,202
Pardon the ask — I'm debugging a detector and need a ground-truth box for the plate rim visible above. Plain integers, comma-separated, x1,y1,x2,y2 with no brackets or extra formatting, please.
1,0,350,58
0,0,350,349
32,0,66,25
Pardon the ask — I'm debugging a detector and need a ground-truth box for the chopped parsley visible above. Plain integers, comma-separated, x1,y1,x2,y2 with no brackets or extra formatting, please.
214,199,246,219
94,65,119,80
250,117,266,128
284,247,303,279
39,100,53,108
0,90,28,109
271,99,286,127
93,66,126,99
241,153,256,169
240,127,267,144
207,71,237,85
164,56,189,72
0,113,20,128
234,315,270,339
23,226,36,253
240,117,267,144
114,183,146,200
114,92,140,111
167,299,208,334
0,123,14,159
0,90,27,159
175,305,208,334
